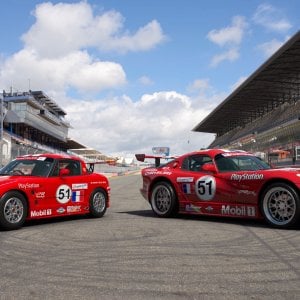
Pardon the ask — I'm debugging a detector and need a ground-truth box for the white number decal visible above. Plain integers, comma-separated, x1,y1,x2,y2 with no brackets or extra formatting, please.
56,185,72,204
195,176,216,201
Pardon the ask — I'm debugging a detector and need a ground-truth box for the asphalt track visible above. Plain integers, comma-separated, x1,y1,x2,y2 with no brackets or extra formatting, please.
0,174,299,300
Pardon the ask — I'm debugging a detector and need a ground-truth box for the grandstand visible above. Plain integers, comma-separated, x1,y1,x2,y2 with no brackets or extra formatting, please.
0,90,112,166
193,31,300,165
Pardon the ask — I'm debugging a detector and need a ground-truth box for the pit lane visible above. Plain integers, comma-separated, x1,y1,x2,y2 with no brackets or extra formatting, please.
0,174,299,299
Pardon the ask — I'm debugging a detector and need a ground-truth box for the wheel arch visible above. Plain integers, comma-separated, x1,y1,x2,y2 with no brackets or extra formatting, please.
91,186,109,206
258,178,300,199
148,177,179,217
89,187,108,218
258,178,300,228
148,176,176,198
1,189,30,216
92,186,108,197
258,178,300,207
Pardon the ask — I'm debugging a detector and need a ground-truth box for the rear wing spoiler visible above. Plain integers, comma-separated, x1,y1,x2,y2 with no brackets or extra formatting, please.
135,154,177,167
86,160,116,173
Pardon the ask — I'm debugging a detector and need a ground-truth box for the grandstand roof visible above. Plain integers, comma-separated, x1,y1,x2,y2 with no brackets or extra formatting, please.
193,30,300,136
68,147,112,161
31,91,67,115
66,139,86,150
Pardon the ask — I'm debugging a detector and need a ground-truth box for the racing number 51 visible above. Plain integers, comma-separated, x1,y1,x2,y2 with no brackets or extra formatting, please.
197,180,212,196
196,176,216,201
56,184,72,204
58,188,71,200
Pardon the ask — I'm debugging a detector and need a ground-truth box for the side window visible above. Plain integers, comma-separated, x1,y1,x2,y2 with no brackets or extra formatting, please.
182,157,190,170
50,160,82,176
50,161,59,177
182,155,212,172
63,160,82,176
215,155,239,172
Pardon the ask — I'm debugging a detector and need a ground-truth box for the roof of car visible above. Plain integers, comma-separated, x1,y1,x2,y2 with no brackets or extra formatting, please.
16,153,82,161
180,148,250,158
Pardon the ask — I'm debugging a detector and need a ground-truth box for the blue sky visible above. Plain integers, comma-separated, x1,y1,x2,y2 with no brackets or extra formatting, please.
0,1,299,157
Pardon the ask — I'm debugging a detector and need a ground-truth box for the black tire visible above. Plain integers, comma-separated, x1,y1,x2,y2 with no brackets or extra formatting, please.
150,182,178,217
0,191,27,230
260,183,300,228
89,188,107,218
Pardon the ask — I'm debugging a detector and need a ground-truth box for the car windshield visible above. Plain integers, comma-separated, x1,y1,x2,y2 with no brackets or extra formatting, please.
215,154,271,172
0,157,55,177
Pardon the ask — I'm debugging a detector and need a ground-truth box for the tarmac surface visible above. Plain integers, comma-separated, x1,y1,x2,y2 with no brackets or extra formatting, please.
0,174,299,299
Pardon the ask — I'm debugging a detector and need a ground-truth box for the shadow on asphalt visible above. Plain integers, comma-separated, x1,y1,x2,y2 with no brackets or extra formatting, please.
119,209,276,229
0,214,91,231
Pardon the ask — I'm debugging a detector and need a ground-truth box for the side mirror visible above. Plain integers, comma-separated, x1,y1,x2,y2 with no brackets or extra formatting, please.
59,168,70,176
172,161,179,168
202,163,217,173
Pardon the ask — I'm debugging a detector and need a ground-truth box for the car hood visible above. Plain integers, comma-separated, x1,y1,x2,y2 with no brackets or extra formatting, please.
263,167,300,180
269,167,300,173
0,174,19,182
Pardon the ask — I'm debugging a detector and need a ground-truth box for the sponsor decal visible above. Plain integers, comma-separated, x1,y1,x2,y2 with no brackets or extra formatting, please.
195,175,216,201
72,190,83,202
67,205,81,213
185,204,202,213
35,192,45,199
238,190,256,197
37,157,46,161
31,209,52,217
231,173,264,182
221,205,256,217
177,177,194,183
56,185,72,204
205,206,214,212
57,207,66,214
72,183,88,190
18,183,39,189
144,169,172,176
90,181,106,185
182,183,191,194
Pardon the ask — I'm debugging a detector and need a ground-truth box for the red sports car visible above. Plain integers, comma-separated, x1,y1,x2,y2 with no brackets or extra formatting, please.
136,149,300,228
0,153,110,230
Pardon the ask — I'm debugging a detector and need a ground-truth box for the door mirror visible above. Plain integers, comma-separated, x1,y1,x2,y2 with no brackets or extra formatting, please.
172,161,179,168
202,163,217,173
59,168,70,176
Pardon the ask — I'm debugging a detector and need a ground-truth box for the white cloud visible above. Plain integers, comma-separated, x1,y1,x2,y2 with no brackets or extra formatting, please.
0,1,166,93
102,20,166,53
252,4,292,32
22,1,166,58
0,49,126,93
256,38,286,57
210,48,239,67
65,91,216,156
207,16,247,67
230,76,248,91
187,79,210,93
207,16,248,46
138,76,153,86
0,1,216,157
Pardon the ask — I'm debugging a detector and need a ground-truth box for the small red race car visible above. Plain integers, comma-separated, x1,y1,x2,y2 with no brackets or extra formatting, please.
0,153,110,230
136,149,300,228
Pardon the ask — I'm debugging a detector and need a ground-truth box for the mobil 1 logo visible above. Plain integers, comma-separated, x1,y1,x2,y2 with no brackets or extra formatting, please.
195,175,216,201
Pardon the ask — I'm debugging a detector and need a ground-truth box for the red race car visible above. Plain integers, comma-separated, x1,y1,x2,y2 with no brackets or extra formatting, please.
0,153,110,230
136,149,300,228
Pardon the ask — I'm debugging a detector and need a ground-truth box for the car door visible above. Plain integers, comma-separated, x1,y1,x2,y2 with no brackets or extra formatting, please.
175,154,232,205
214,154,265,203
211,154,264,218
46,159,90,216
